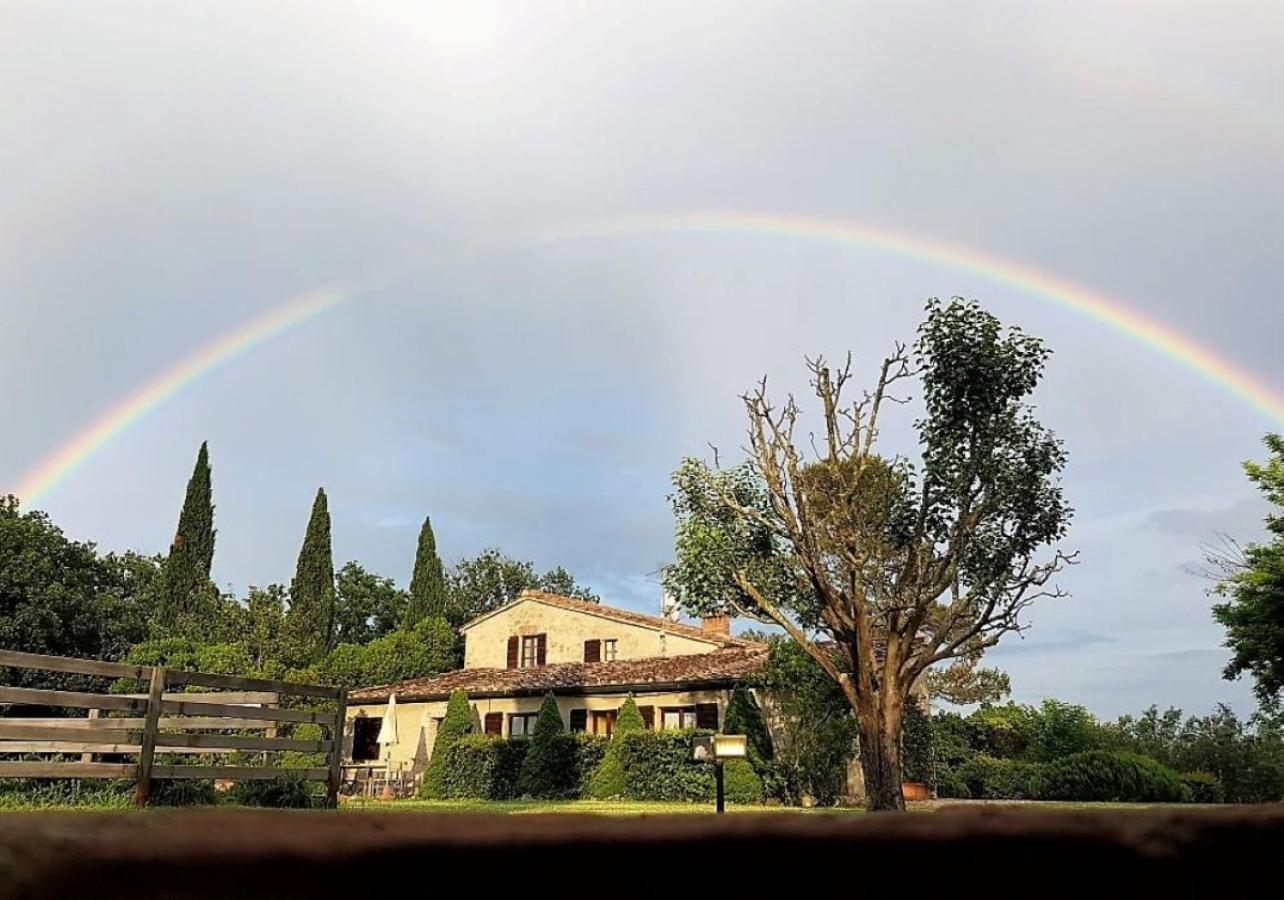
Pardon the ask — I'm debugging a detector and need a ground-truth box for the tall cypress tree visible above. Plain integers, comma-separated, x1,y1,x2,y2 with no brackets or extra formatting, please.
285,488,336,663
405,515,448,626
158,441,216,631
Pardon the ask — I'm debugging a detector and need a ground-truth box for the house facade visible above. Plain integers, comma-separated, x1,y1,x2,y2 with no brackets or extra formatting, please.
344,589,768,770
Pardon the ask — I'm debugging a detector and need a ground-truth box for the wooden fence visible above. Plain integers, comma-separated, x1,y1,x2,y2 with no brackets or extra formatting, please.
0,649,348,806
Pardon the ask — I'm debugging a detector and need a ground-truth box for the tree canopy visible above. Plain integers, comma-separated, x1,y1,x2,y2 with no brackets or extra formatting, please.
283,488,337,664
405,516,448,627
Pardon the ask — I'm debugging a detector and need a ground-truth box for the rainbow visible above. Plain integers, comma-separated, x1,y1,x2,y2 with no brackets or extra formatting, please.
12,286,351,504
11,211,1284,505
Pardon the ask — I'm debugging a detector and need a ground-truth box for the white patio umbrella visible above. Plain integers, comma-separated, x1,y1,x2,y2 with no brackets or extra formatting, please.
375,693,400,799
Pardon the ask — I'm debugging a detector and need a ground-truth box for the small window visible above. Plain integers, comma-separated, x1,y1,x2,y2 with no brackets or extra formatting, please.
591,710,617,737
509,712,540,738
352,716,381,761
661,706,698,730
521,635,540,667
602,639,618,662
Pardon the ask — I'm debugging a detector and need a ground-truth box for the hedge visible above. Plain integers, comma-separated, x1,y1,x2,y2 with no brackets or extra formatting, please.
618,730,716,802
1041,751,1191,803
1180,771,1224,804
440,736,529,799
958,755,1047,800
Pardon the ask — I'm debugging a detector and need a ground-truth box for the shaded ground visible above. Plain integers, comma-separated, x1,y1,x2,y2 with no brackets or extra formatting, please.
2,806,1282,899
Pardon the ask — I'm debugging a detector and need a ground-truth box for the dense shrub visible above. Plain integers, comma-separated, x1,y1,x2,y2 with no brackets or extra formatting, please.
227,773,316,808
441,735,529,799
588,697,645,799
958,755,1047,800
150,778,219,807
1180,771,1224,804
933,765,971,800
421,690,474,798
573,733,609,796
1041,751,1191,803
902,698,934,786
723,686,773,765
618,730,716,802
721,758,764,804
517,694,577,799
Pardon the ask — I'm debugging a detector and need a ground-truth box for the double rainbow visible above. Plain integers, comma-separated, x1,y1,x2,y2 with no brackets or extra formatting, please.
11,212,1283,505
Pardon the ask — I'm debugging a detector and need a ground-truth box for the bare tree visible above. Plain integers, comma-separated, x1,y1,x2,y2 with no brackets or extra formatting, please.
665,298,1073,810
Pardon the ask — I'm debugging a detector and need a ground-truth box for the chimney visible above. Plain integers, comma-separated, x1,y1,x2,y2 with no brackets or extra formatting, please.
701,613,732,636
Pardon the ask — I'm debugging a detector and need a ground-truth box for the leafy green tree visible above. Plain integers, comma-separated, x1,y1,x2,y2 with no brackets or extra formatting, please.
243,584,288,671
723,684,774,766
334,562,406,644
1213,433,1284,704
157,442,217,635
308,617,456,689
924,660,1011,706
421,690,474,798
537,566,599,603
445,550,598,625
665,299,1072,810
0,496,155,689
589,695,646,798
517,693,574,798
751,637,859,805
283,488,336,664
405,516,449,626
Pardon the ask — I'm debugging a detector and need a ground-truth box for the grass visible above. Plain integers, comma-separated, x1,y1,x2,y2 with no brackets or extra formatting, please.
339,797,859,815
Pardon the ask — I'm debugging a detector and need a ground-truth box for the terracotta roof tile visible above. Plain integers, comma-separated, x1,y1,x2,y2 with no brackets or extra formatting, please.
349,645,768,704
461,589,754,648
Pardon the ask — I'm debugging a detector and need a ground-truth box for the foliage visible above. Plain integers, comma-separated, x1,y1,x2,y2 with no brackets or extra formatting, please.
1179,771,1224,804
445,549,598,626
517,693,577,799
573,733,609,796
227,773,317,808
405,516,448,627
421,690,475,799
440,735,529,799
306,616,455,689
924,661,1011,706
283,488,336,664
663,299,1072,809
933,765,971,799
752,638,857,806
157,442,217,636
721,759,764,804
0,496,156,690
333,562,406,645
0,778,134,809
1041,751,1190,803
957,755,1047,800
723,685,774,765
901,698,934,785
588,695,646,799
1213,433,1284,704
150,779,219,807
618,730,716,802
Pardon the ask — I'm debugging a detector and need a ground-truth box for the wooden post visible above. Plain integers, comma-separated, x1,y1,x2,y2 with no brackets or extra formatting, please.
325,688,348,808
133,665,167,807
81,708,99,764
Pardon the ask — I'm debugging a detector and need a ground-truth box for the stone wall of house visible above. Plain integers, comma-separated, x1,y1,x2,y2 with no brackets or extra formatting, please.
461,599,723,669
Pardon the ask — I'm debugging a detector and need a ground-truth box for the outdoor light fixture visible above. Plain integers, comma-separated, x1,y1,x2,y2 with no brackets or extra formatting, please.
692,734,748,813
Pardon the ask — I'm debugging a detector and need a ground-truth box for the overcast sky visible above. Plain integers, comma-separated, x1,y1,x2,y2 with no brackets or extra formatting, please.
3,1,1282,718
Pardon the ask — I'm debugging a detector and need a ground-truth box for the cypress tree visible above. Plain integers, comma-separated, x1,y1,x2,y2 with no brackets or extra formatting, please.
284,488,336,664
517,693,573,798
158,442,216,631
723,684,774,764
421,690,474,798
405,515,448,626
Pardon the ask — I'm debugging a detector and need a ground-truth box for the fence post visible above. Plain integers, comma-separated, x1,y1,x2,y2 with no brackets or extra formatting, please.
325,688,348,808
133,665,167,807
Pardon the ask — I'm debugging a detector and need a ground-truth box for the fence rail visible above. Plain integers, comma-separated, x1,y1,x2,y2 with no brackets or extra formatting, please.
0,649,348,806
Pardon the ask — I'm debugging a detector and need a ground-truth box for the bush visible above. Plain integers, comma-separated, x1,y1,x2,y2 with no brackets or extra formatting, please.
722,758,764,804
723,686,773,765
619,730,715,802
902,699,934,786
517,694,577,799
1041,751,1191,803
150,779,218,807
573,733,609,796
934,766,971,800
958,755,1047,800
589,696,646,799
421,690,474,798
227,773,316,808
441,735,529,799
1180,771,1224,804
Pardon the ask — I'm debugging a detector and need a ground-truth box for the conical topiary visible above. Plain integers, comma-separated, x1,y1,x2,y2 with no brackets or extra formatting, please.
421,690,473,798
588,694,646,799
517,693,573,798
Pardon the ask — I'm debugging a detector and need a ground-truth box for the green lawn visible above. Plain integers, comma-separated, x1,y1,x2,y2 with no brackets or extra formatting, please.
338,798,860,815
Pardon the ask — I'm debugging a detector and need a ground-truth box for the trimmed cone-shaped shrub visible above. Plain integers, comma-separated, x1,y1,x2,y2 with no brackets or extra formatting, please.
723,685,773,765
420,690,474,798
517,693,576,798
722,758,764,804
588,695,646,799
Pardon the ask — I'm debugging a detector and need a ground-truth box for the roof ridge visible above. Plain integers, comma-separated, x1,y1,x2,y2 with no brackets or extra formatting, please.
513,589,754,646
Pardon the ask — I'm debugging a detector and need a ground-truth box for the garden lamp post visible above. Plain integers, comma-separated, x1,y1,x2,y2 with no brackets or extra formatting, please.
693,734,747,814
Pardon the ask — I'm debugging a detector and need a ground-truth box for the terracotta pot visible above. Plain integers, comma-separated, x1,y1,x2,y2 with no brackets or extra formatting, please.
901,781,931,801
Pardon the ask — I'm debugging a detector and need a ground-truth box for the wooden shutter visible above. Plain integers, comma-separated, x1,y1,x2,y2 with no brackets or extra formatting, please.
696,702,719,730
638,705,655,729
584,639,601,663
569,709,588,732
506,636,518,669
484,712,503,735
536,633,548,666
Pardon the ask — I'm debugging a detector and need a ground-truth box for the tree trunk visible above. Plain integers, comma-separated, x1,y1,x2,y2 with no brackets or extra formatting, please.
854,693,906,811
